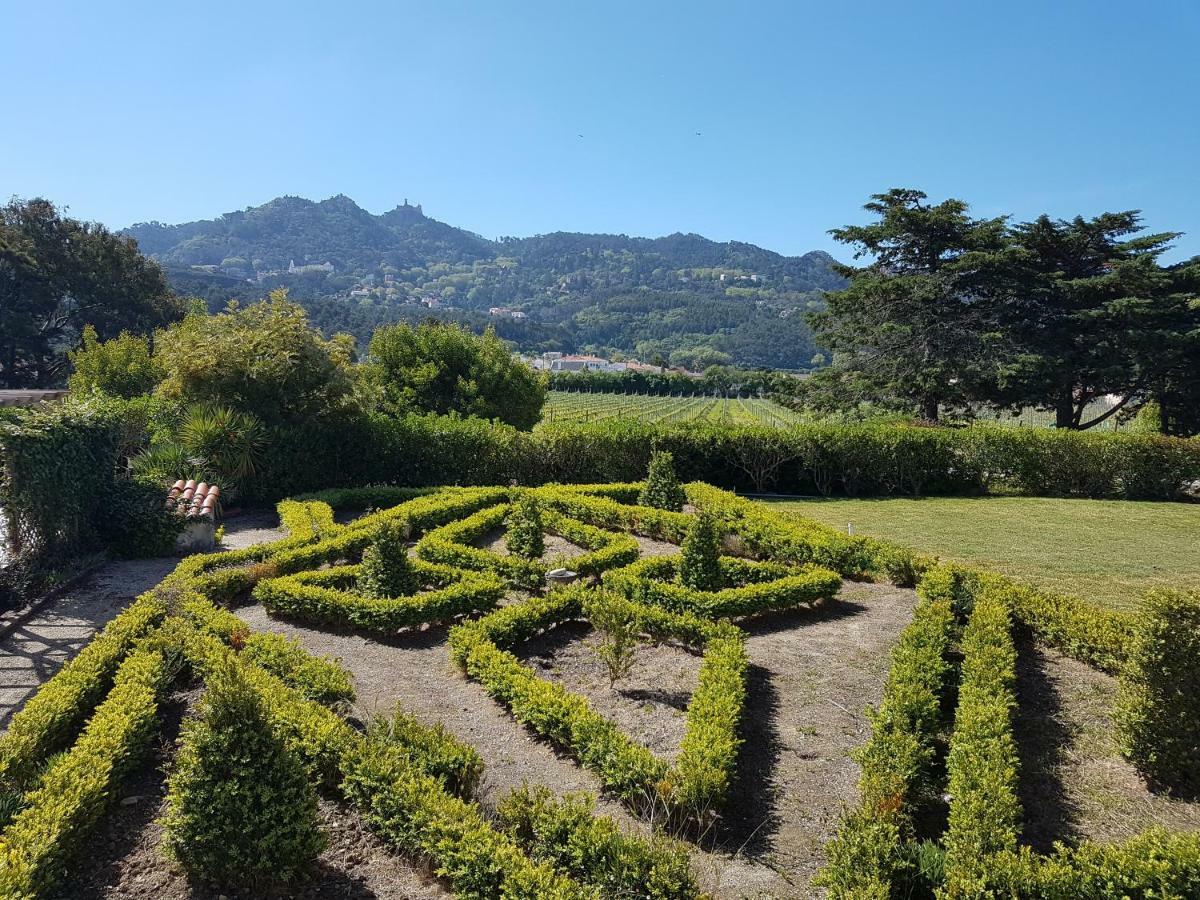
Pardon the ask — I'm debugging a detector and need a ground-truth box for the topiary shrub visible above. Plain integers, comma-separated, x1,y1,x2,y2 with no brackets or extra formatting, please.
161,659,325,886
357,521,417,598
505,493,545,560
639,450,687,512
679,512,722,591
1114,589,1200,796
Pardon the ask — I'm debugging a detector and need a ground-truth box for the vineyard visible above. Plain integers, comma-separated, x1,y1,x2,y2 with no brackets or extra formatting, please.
540,391,805,427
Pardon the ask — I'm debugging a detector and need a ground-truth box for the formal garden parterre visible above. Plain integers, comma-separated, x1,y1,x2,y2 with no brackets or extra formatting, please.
0,467,1197,897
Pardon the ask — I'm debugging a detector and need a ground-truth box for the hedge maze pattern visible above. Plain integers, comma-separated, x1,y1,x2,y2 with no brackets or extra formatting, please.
0,481,1196,898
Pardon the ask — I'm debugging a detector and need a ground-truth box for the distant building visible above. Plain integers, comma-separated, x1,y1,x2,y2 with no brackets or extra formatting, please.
550,355,625,373
288,259,334,275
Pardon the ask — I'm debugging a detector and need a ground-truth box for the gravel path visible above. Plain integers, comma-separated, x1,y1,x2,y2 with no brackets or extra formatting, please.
0,509,285,729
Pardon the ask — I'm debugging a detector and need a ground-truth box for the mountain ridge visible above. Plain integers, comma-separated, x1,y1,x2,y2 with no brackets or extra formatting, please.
124,195,842,370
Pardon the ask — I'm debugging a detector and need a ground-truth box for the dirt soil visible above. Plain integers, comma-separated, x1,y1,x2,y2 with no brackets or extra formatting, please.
1014,635,1200,850
517,621,702,759
235,574,917,898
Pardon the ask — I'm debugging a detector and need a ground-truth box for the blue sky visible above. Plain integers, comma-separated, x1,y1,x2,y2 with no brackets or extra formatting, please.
3,0,1198,261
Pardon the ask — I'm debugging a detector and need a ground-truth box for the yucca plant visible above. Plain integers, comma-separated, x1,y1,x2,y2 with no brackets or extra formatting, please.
180,404,267,489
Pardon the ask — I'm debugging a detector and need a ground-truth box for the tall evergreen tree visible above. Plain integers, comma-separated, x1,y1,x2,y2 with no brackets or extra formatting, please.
994,212,1185,429
809,189,1013,422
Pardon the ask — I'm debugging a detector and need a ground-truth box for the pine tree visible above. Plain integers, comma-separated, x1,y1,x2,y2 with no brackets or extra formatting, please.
639,451,686,511
506,493,545,560
679,512,723,591
357,521,417,597
162,660,324,886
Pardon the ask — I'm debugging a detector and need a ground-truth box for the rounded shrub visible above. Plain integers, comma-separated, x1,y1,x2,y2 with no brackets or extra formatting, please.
1114,589,1200,796
639,450,687,511
161,659,325,886
357,521,417,598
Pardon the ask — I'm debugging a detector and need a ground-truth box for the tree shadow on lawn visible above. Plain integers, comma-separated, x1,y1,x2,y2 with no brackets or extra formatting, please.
1013,629,1082,851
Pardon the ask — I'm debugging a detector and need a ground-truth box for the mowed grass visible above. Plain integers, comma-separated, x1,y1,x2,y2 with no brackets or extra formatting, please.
763,496,1200,611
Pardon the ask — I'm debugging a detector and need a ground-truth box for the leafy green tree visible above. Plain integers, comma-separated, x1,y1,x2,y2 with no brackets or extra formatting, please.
162,659,325,886
357,521,417,598
67,325,163,398
639,451,686,511
361,321,546,428
809,189,1014,422
155,291,353,424
505,493,545,560
679,512,723,591
0,198,183,388
993,212,1187,429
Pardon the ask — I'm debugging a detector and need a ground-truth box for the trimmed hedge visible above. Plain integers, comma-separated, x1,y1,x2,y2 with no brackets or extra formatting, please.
415,499,643,587
536,486,693,543
449,586,748,817
342,739,597,899
941,580,1021,898
1114,589,1200,796
241,632,355,706
0,649,168,897
253,563,506,634
497,785,703,899
603,555,841,620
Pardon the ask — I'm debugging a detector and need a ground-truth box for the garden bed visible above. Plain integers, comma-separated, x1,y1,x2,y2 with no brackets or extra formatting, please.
1014,636,1200,850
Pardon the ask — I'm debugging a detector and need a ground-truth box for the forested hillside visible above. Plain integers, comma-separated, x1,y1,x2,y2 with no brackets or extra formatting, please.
123,195,843,369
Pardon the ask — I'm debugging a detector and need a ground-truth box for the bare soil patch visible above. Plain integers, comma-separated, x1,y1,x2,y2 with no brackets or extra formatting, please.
516,621,702,759
235,577,916,898
1014,636,1200,850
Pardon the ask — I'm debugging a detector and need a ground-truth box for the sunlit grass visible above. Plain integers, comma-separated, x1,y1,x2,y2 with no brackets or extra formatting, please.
763,496,1200,611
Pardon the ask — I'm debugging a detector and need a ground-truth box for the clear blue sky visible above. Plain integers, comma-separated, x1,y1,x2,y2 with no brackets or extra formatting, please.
3,0,1198,261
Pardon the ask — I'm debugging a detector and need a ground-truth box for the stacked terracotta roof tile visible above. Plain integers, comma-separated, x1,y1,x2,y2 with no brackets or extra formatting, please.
166,479,220,520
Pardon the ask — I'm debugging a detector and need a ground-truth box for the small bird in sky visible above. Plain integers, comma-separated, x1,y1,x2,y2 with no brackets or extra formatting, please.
577,134,584,138
695,131,702,136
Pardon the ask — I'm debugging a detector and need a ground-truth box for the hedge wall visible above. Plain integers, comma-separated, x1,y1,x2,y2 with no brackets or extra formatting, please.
244,414,1200,503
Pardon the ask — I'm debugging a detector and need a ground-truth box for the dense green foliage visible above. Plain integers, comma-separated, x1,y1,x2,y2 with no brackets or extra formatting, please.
357,521,418,598
154,293,354,425
162,660,325,886
67,325,162,399
1114,590,1200,796
0,198,183,388
678,513,722,591
497,785,702,899
0,650,168,897
505,492,546,560
362,320,546,428
123,194,842,369
639,451,686,511
811,189,1200,432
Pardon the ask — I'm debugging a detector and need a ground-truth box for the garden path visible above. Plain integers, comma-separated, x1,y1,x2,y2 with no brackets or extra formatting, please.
0,509,285,729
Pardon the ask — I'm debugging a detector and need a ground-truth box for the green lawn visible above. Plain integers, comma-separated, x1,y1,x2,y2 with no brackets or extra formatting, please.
763,496,1200,611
